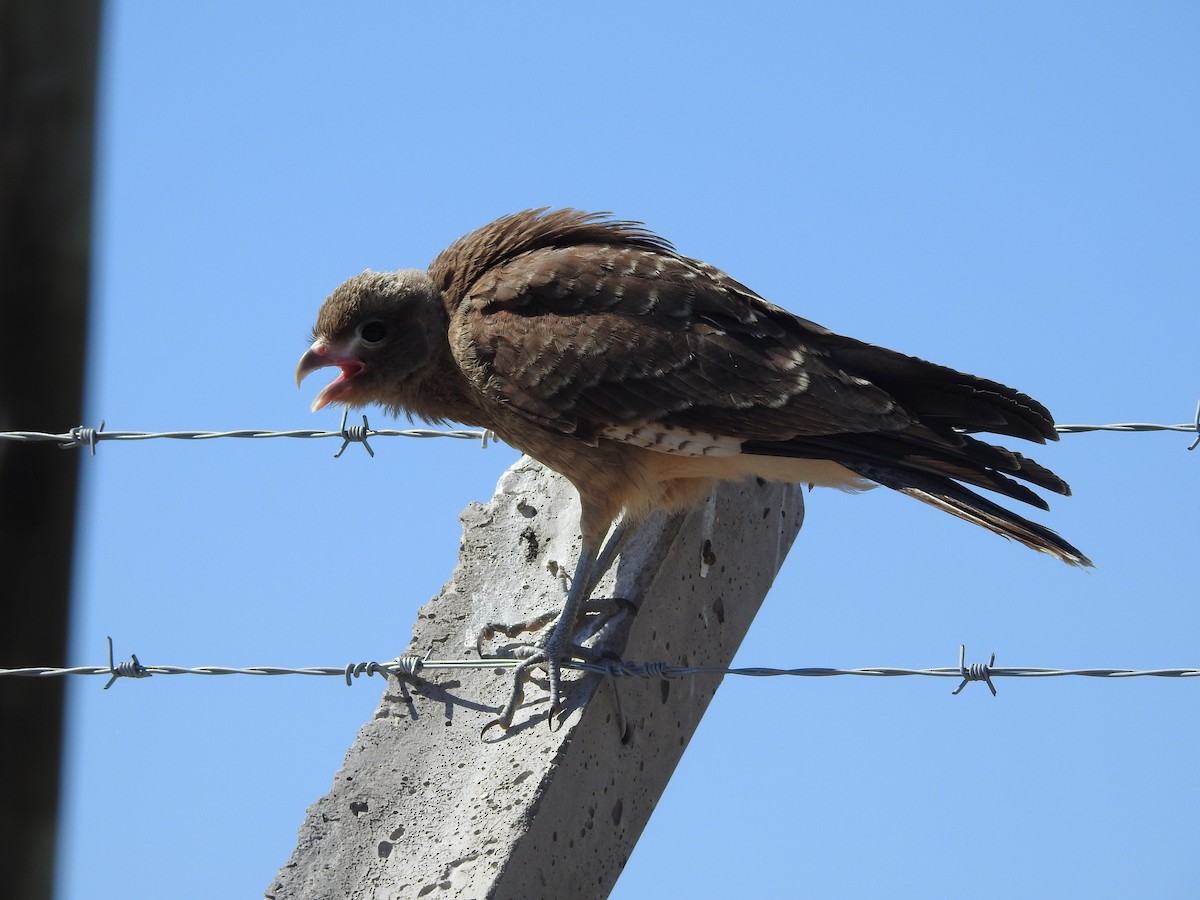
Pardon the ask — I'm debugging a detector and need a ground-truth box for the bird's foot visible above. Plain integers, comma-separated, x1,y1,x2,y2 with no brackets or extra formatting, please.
476,521,637,737
481,638,569,737
479,623,633,737
475,597,635,658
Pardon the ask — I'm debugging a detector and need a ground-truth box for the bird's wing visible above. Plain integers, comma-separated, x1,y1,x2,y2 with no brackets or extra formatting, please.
443,220,1086,565
449,242,915,448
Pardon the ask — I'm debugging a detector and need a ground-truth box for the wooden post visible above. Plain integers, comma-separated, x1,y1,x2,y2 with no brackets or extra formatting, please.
0,3,99,898
268,457,803,899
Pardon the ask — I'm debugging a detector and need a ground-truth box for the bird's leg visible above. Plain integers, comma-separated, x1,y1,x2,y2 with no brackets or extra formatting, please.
485,518,634,733
476,517,636,655
566,518,639,644
535,536,602,711
585,517,634,597
484,538,601,733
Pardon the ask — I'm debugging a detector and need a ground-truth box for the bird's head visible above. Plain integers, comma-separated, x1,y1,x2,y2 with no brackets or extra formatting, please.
296,269,448,412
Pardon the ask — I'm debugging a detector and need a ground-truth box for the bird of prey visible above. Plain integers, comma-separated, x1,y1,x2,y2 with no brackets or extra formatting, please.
297,208,1089,729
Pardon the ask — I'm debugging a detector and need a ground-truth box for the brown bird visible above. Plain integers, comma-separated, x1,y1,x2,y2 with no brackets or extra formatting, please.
297,208,1090,728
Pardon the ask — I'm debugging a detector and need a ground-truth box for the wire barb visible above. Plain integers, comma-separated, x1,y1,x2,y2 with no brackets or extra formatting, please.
343,660,388,685
103,636,150,689
599,659,672,678
952,644,997,696
1189,399,1200,451
61,419,105,455
333,409,375,458
341,657,424,685
390,656,424,677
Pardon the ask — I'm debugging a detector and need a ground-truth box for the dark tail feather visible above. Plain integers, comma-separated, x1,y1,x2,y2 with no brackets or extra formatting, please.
820,336,1061,444
847,462,1093,567
747,426,1071,508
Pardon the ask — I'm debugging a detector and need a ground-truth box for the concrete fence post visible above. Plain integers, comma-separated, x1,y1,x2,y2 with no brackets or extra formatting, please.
268,456,804,899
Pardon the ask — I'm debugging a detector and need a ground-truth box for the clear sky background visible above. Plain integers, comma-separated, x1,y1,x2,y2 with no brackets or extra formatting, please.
56,3,1197,898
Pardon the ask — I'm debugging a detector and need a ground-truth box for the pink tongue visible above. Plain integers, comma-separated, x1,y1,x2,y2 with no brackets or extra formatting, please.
310,360,365,411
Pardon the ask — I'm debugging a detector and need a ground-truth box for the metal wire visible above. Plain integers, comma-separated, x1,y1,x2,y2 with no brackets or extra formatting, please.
5,639,1198,696
1055,423,1194,434
1055,400,1200,450
0,409,492,458
1,406,1194,696
2,402,1196,456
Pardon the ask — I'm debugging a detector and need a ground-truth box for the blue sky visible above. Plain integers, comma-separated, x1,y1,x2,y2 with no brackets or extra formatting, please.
59,3,1198,897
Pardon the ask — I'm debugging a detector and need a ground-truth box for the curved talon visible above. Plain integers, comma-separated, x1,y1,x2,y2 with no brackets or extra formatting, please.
484,652,545,736
481,640,581,734
481,716,508,740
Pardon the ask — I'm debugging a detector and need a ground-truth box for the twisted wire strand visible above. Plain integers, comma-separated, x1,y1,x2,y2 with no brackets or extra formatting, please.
1055,423,1196,435
6,641,1199,696
0,426,491,444
2,403,1196,455
0,409,492,458
1056,399,1200,449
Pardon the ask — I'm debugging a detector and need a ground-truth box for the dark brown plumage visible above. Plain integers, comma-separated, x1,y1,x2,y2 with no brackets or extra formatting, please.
296,208,1090,726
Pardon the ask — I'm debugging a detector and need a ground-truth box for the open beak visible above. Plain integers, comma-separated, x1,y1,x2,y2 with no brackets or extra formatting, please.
296,339,366,411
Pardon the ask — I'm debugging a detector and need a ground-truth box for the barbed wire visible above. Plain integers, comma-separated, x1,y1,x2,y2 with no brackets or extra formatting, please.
1055,398,1200,451
2,408,1195,693
1,402,1197,456
4,639,1197,696
0,409,494,458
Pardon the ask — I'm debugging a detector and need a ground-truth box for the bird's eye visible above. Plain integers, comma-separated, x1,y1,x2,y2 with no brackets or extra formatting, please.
358,320,387,343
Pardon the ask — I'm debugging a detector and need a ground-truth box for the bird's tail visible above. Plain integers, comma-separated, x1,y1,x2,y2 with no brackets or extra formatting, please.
844,460,1092,567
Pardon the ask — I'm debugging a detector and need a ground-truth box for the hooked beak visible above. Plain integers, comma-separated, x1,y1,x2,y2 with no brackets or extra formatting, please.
296,339,366,411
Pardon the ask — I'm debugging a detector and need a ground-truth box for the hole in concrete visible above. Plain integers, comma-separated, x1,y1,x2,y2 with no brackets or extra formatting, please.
378,841,392,859
660,679,670,704
350,801,368,817
611,799,624,826
519,526,540,561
